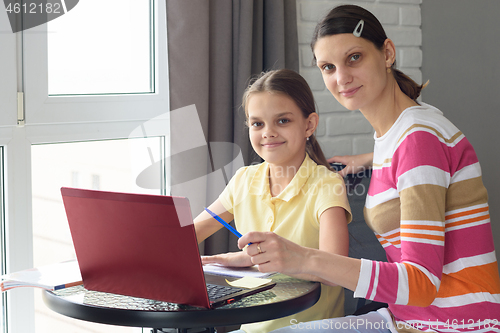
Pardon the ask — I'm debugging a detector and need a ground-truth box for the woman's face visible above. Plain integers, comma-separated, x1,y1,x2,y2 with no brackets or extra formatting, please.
313,33,389,111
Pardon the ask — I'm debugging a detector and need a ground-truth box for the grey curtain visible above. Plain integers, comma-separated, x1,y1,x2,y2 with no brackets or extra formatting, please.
167,0,299,256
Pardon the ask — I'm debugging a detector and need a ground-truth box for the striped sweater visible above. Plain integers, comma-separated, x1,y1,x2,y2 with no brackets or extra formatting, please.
355,103,500,332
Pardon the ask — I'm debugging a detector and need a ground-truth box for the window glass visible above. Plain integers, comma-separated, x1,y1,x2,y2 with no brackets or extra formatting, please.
47,0,153,95
31,138,162,333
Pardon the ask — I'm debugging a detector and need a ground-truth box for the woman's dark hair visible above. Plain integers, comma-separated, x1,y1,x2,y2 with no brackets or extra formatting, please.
242,69,333,170
311,5,426,100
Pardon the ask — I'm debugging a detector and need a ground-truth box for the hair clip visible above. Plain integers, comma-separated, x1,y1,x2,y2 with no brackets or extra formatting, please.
353,19,364,37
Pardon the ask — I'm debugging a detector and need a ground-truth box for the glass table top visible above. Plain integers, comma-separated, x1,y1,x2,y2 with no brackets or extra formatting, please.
50,274,320,312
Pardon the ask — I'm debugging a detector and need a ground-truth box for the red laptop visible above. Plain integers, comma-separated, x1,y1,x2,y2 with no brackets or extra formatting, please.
61,187,275,308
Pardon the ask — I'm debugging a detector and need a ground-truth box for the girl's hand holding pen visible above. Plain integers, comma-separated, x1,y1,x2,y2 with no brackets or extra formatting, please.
201,251,253,267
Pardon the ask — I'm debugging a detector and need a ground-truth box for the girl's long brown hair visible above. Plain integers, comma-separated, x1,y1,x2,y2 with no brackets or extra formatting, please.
242,69,333,170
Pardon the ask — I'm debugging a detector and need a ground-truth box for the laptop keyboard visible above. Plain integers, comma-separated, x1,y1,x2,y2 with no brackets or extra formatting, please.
206,283,243,300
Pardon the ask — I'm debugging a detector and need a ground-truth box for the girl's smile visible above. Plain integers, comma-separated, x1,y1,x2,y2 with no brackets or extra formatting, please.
261,140,285,148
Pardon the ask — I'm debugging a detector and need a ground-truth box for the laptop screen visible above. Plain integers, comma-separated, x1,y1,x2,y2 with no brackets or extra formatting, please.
61,187,211,308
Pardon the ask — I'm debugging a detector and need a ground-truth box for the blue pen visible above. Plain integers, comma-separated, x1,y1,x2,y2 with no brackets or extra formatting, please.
204,207,252,245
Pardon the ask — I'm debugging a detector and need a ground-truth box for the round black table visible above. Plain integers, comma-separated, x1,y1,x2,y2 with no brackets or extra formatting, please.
43,274,321,333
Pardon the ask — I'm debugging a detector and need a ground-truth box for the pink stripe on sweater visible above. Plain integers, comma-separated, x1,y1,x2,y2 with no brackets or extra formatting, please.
372,262,400,304
368,132,480,197
453,137,480,174
443,224,496,265
400,242,444,279
367,169,395,196
393,131,450,177
393,131,478,179
385,247,401,262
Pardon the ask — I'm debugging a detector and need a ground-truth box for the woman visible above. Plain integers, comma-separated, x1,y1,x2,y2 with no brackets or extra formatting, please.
238,5,500,333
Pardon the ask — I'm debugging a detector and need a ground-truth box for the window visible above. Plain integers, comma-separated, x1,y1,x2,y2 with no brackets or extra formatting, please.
0,0,169,332
32,138,162,332
47,0,154,95
23,0,168,125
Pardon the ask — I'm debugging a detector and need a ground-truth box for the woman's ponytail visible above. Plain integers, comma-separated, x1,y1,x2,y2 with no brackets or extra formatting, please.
392,65,428,101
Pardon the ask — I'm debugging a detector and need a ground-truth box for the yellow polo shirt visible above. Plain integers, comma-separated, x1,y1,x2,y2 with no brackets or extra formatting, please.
219,154,352,333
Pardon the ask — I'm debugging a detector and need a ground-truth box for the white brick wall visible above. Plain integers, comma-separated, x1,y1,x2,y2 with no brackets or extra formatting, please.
297,0,422,158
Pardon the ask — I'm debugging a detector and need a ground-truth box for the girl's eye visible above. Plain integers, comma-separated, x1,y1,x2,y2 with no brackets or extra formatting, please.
278,118,290,124
321,64,335,72
251,121,263,127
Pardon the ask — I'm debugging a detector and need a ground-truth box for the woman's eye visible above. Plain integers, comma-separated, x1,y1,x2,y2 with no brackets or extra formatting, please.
321,64,335,72
350,54,361,62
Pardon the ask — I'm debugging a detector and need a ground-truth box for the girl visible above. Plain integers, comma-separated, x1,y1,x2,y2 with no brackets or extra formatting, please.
194,69,352,333
239,5,500,333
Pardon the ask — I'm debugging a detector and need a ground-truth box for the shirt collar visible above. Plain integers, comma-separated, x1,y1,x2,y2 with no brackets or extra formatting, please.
249,154,317,202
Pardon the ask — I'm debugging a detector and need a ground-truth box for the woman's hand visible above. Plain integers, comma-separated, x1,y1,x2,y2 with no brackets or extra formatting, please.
238,231,361,290
327,152,373,177
237,232,311,276
201,251,253,267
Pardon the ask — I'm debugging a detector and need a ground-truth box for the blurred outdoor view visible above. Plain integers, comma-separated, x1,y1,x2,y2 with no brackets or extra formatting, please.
31,138,162,332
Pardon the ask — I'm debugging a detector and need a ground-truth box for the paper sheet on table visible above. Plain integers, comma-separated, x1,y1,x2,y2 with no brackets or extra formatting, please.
225,276,273,289
203,263,275,278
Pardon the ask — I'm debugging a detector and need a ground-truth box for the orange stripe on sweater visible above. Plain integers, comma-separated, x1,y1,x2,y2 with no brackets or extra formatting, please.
400,233,445,242
375,235,399,247
445,206,489,220
405,263,438,307
401,224,445,232
378,230,400,240
437,262,500,298
446,214,490,229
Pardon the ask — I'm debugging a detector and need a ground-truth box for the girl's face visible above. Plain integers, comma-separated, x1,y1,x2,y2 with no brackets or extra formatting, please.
313,33,391,111
246,92,317,168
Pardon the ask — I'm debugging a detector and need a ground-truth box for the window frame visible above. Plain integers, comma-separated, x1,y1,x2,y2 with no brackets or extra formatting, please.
23,0,169,125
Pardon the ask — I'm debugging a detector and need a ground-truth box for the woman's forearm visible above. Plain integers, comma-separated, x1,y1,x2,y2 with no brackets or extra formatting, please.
304,248,361,291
